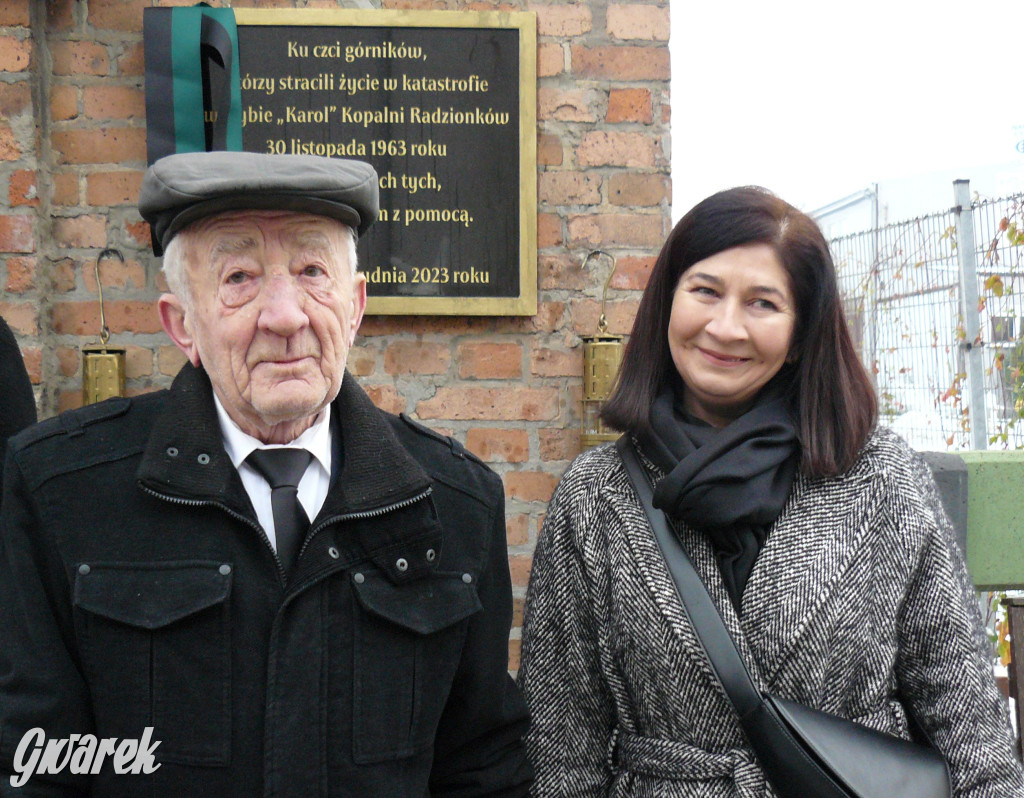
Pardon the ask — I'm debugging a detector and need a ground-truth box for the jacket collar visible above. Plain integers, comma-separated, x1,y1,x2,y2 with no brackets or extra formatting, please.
137,364,431,522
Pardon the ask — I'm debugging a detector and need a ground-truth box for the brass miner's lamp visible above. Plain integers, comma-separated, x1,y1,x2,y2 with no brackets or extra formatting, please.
580,250,624,449
81,249,127,405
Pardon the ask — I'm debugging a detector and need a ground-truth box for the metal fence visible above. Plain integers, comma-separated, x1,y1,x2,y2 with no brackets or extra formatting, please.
830,182,1024,452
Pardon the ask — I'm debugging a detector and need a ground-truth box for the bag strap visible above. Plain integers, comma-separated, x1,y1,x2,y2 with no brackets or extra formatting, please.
615,436,766,720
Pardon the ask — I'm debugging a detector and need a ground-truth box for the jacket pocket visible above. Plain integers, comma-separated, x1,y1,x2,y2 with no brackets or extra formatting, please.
73,560,232,766
351,571,481,763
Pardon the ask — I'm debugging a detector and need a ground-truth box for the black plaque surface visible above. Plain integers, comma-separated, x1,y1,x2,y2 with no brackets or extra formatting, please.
235,9,537,315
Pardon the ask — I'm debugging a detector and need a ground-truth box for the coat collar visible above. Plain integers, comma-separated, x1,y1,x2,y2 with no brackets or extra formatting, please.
619,440,881,692
137,364,432,523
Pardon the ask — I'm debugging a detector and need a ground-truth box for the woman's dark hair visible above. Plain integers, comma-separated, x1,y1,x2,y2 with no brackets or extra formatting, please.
601,186,877,478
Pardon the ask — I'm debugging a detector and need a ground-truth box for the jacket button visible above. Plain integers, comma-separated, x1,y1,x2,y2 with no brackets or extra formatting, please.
197,453,210,465
78,564,90,575
353,572,365,584
166,447,178,457
462,573,472,584
425,548,436,562
328,546,340,559
395,558,409,572
219,564,231,576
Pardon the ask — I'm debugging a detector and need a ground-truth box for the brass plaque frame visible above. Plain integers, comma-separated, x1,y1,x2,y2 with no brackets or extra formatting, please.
234,9,537,316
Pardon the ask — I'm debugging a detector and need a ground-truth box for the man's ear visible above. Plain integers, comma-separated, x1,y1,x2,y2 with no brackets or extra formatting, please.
158,293,201,367
347,273,367,347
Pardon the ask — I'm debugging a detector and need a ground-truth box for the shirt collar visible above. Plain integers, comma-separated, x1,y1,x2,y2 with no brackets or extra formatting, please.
213,395,332,476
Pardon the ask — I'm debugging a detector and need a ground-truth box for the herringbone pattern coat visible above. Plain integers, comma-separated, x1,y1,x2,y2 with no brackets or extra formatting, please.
518,428,1024,797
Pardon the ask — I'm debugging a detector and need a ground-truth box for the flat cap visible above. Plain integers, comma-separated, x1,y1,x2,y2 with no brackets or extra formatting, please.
139,151,379,255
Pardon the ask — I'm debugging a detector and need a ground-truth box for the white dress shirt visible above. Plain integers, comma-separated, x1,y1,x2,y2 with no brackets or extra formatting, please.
214,396,332,552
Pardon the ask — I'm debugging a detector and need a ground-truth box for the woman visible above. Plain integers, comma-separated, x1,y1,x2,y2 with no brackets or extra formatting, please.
517,187,1024,796
0,313,36,497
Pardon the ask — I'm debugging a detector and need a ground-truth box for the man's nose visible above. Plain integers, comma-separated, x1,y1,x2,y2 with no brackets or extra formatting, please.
257,274,308,335
705,299,747,341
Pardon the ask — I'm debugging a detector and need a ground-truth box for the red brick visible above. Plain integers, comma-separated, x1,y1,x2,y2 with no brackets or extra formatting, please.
532,3,591,36
505,471,559,502
158,345,188,377
86,171,143,206
21,346,41,384
568,213,666,249
531,346,581,378
0,215,33,253
125,220,152,248
537,133,563,166
83,86,146,121
508,554,532,587
608,173,670,207
45,0,76,32
51,41,109,76
50,85,78,121
383,340,450,375
0,126,19,160
51,300,162,335
538,253,586,291
52,128,147,164
58,391,82,414
123,345,153,379
53,215,107,249
52,171,80,207
539,428,581,462
363,384,406,415
537,213,562,249
346,345,377,377
578,131,657,168
506,514,529,546
457,342,522,379
52,258,76,292
57,346,80,377
5,255,35,292
537,42,564,78
465,428,529,463
571,45,670,81
537,87,596,123
88,0,146,31
610,255,655,291
512,596,525,627
569,298,642,336
118,43,146,77
8,170,38,207
0,82,30,116
508,638,521,671
539,171,601,206
0,301,37,334
417,387,559,421
607,88,653,123
86,255,146,291
607,4,670,40
0,36,31,72
0,1,31,26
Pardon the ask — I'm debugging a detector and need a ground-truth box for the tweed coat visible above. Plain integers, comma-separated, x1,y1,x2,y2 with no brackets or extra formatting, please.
518,427,1024,797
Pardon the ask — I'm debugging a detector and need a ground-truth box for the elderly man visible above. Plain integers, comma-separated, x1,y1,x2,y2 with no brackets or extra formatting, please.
0,152,532,796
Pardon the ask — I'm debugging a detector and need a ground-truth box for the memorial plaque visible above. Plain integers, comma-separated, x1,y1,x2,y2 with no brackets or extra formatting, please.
234,9,537,315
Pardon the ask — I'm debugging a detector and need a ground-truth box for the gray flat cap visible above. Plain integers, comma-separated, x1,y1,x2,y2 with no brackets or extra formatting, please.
139,151,379,255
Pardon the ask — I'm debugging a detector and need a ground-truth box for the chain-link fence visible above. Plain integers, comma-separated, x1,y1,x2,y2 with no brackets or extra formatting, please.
829,185,1024,452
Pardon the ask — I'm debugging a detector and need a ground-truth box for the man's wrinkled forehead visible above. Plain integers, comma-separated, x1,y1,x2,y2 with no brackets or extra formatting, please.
184,210,349,261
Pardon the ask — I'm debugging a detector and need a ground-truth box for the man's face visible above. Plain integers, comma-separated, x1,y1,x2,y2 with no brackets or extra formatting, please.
159,210,366,443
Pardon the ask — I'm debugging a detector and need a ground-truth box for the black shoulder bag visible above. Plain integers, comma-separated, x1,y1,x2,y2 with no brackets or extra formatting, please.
616,437,952,798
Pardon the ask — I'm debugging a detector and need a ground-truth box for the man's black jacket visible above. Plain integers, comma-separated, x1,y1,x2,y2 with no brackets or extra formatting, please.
0,364,532,797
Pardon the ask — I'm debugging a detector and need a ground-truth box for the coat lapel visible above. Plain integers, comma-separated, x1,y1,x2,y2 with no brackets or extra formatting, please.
740,462,880,683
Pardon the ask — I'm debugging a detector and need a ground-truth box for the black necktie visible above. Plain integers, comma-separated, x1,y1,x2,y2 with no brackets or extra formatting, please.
246,448,312,575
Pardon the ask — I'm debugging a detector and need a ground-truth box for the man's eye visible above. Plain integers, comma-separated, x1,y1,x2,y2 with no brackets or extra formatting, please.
225,271,248,285
301,264,325,277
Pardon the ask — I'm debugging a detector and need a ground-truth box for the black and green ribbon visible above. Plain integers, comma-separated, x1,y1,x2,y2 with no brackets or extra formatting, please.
144,4,242,164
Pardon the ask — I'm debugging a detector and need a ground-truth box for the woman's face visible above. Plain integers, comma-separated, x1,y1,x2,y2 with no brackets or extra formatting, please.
667,243,797,427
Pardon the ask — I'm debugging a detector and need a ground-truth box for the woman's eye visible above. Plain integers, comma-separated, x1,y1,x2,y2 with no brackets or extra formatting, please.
752,298,779,311
692,286,717,297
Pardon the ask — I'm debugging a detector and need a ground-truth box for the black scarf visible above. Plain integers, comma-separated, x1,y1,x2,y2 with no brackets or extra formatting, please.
636,377,800,610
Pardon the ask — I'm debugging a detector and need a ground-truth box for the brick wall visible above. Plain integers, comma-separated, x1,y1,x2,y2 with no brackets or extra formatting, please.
0,0,671,669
